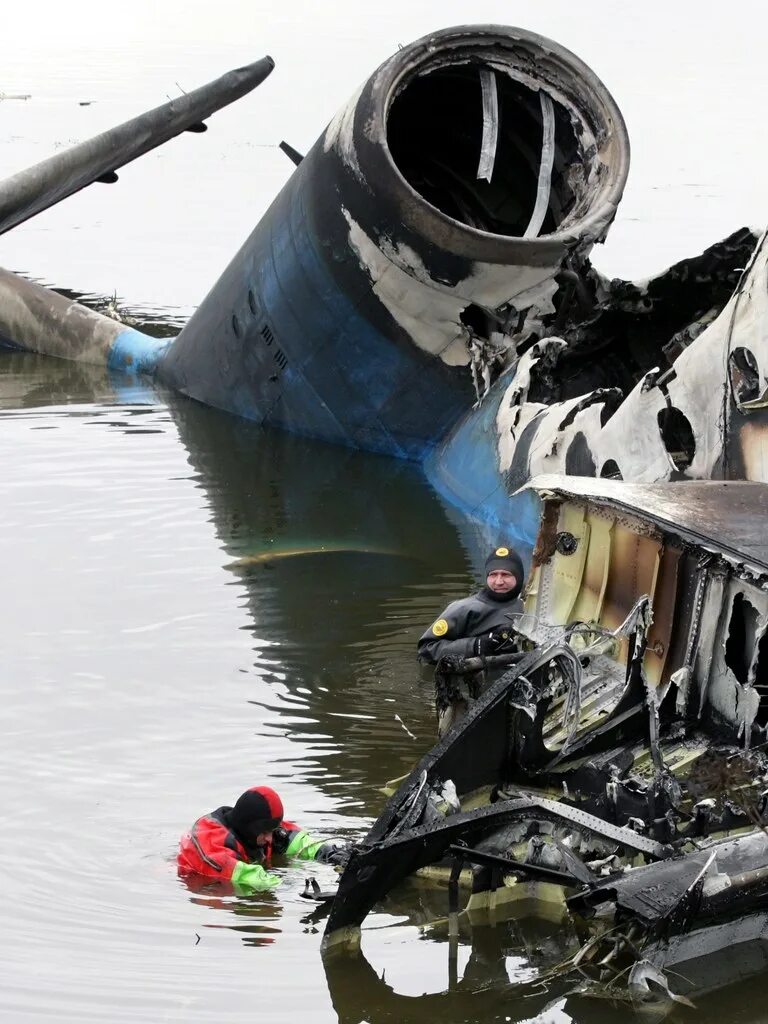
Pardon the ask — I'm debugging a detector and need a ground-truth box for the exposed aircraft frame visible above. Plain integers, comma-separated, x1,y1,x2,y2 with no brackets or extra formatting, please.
321,477,768,1007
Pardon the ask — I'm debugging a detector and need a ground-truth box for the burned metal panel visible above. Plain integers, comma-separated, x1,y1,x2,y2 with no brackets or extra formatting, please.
525,492,671,683
571,514,612,626
537,503,615,628
693,571,729,719
573,830,768,922
644,542,681,685
524,477,768,574
599,520,661,637
752,627,768,729
662,547,704,699
429,230,768,537
704,577,768,740
545,503,591,624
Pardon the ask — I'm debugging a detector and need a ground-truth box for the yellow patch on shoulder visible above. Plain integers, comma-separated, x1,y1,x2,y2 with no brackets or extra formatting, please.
495,546,509,557
432,618,449,637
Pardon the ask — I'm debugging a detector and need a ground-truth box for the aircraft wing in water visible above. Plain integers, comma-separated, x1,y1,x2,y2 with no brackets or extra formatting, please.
0,56,274,236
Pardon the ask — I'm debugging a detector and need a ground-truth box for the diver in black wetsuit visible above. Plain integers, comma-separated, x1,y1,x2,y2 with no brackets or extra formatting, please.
418,547,525,734
418,546,525,664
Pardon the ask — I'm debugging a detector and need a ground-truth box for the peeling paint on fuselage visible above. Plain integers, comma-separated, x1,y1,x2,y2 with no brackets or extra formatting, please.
342,206,561,368
323,81,366,182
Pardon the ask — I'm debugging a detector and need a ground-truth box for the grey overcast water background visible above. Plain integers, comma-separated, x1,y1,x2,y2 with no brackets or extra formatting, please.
1,2,767,1021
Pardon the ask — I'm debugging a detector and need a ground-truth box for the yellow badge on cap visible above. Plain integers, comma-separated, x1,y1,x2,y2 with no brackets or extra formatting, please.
495,546,509,557
432,618,449,637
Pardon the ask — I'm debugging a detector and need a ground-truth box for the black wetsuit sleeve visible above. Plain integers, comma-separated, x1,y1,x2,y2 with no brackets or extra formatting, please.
417,602,476,664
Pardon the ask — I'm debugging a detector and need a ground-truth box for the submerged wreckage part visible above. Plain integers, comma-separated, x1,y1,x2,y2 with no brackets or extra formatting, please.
0,58,275,237
322,640,672,947
0,58,276,373
324,477,768,1004
0,269,169,372
159,25,629,458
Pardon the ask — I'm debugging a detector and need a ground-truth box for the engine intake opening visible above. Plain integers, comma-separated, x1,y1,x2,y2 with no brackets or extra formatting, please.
387,64,580,238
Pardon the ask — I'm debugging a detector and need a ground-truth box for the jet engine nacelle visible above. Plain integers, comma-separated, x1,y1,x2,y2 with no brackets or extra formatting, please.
160,25,630,458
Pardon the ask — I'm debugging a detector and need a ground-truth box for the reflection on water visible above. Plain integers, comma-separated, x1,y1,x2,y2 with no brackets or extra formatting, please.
0,350,476,1022
183,875,283,949
168,392,472,814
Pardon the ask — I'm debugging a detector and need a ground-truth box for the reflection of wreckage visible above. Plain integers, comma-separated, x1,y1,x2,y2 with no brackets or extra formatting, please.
324,477,768,1005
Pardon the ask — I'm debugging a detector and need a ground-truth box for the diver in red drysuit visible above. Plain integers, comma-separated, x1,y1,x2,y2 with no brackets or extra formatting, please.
178,785,348,891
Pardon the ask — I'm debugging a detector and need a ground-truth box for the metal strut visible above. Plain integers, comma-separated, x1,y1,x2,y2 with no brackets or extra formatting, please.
477,68,499,183
524,91,555,238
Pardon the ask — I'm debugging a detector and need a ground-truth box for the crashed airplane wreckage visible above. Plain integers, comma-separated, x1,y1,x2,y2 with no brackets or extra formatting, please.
0,23,632,451
323,476,768,1001
1,25,765,546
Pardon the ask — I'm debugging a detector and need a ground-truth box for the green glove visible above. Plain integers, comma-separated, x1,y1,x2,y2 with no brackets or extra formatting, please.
231,860,281,892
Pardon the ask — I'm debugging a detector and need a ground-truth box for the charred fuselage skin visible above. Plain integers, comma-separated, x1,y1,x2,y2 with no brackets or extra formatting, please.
159,25,629,459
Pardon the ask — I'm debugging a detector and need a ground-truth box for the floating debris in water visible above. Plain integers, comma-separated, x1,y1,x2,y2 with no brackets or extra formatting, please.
394,714,417,740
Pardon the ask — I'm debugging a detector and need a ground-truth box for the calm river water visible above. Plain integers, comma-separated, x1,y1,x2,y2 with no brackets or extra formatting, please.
2,2,768,1021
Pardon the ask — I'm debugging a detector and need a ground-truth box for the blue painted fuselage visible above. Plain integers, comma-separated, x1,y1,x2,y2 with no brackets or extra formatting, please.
159,139,475,461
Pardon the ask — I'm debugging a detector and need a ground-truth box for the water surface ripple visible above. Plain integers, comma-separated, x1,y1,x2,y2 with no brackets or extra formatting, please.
0,354,491,1022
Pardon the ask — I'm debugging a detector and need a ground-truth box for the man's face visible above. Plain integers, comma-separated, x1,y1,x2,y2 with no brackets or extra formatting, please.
255,830,274,846
486,569,517,594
